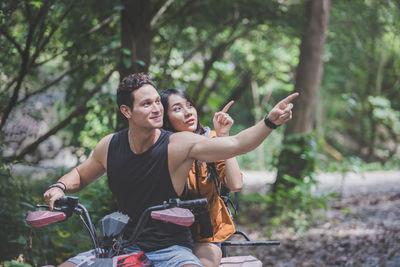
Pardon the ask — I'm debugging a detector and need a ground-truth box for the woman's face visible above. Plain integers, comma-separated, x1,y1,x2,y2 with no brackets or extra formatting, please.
167,94,198,132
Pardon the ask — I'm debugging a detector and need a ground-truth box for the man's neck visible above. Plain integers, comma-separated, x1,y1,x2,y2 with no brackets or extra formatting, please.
128,127,161,154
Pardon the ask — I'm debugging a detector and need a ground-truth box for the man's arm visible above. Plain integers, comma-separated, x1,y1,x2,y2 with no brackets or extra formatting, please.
168,93,298,195
43,134,113,210
188,93,298,162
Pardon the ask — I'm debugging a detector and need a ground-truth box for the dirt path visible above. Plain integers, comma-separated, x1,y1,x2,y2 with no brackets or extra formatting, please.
241,170,400,195
227,170,400,266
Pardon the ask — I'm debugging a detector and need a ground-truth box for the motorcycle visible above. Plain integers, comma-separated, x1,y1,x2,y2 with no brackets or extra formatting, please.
27,196,206,266
27,196,278,266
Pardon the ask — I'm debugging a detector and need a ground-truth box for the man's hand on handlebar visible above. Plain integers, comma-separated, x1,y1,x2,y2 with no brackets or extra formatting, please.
43,187,65,211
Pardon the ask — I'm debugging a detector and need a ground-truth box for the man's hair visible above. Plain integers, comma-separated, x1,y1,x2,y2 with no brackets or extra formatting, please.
117,73,156,109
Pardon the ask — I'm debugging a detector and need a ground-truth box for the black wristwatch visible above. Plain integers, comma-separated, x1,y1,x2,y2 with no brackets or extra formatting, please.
264,115,279,129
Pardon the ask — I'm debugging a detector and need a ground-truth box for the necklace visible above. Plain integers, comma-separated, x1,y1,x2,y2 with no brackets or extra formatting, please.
127,129,136,153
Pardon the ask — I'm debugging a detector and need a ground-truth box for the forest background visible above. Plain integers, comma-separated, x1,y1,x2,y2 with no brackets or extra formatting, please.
1,0,399,266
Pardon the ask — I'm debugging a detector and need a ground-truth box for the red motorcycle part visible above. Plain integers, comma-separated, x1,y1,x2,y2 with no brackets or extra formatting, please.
151,207,194,227
220,255,262,266
26,210,67,227
113,252,153,267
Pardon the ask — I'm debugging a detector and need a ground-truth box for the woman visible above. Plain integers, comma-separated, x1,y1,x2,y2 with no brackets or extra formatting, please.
160,88,243,267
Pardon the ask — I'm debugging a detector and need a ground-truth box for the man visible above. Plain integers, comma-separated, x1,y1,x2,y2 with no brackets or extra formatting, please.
44,73,298,267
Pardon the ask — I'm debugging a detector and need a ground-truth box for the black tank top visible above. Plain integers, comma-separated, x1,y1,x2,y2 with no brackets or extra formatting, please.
107,128,193,251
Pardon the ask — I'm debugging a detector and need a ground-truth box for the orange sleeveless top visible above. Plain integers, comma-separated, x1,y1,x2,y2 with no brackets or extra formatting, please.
186,130,235,242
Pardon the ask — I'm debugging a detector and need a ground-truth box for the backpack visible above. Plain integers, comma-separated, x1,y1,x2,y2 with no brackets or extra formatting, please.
205,162,239,217
182,127,239,217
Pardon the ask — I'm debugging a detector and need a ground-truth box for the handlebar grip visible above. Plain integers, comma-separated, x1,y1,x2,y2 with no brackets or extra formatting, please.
178,198,208,208
54,196,68,207
53,196,79,217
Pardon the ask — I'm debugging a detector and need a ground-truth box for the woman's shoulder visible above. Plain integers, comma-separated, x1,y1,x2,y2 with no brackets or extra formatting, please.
208,129,217,139
201,126,216,139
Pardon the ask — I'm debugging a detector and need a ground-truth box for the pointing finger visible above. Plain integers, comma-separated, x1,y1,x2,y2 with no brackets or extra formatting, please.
221,100,234,113
283,92,299,104
278,92,299,109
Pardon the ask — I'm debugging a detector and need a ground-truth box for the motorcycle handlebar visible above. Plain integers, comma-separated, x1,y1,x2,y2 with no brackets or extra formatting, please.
122,198,208,248
32,196,208,253
38,196,207,216
36,196,79,216
54,196,79,217
54,196,69,206
175,198,207,208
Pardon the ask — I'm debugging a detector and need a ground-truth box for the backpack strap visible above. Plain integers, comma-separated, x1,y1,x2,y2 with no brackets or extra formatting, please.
194,160,202,198
206,162,239,216
181,181,189,200
202,129,239,215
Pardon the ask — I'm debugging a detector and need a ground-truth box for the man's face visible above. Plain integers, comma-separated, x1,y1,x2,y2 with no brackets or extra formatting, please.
130,84,163,129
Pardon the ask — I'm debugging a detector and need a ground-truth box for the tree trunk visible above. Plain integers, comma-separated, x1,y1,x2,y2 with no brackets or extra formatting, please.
251,79,265,170
117,0,153,130
286,0,330,135
120,0,152,77
273,0,331,191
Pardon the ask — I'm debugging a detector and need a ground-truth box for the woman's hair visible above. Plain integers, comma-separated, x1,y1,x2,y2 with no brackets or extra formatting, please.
160,88,206,134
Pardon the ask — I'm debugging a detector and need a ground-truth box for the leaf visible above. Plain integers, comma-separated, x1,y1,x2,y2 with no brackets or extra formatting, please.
29,1,43,8
56,228,71,238
122,57,132,69
121,48,131,56
136,59,146,66
282,175,304,186
9,235,26,245
114,5,125,11
368,96,390,108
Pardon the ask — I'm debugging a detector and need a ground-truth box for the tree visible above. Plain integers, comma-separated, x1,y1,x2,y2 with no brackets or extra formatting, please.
321,0,400,164
149,1,285,93
273,0,331,193
0,1,119,160
1,0,289,161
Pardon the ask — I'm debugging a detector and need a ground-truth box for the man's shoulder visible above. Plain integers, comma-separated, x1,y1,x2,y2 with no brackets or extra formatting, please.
91,133,115,166
95,133,116,153
100,133,116,145
102,129,129,145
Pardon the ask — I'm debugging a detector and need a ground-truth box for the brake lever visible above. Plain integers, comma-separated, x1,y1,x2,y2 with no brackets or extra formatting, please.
36,204,63,212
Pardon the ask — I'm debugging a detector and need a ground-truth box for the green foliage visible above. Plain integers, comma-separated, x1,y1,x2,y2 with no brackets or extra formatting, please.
151,0,300,124
321,0,400,163
1,0,400,263
368,96,400,133
276,132,318,186
2,260,31,267
0,162,30,263
236,131,338,236
0,157,114,266
2,0,399,169
238,176,336,237
1,0,119,156
78,91,117,149
234,123,285,170
75,176,116,224
320,155,363,174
